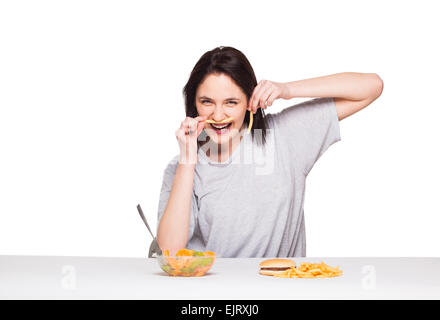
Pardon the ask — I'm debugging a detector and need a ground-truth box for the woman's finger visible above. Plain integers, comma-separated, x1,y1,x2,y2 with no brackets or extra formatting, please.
182,117,194,125
266,90,279,107
249,80,265,111
181,117,195,130
257,85,274,111
251,80,272,113
193,116,207,136
251,80,267,109
184,121,195,135
194,115,208,122
179,116,206,137
180,122,190,135
175,128,185,140
180,118,191,129
196,121,206,137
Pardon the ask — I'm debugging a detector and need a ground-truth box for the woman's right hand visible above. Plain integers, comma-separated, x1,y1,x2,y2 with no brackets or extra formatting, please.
175,115,207,164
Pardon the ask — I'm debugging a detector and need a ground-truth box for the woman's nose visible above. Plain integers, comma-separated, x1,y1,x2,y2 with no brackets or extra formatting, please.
212,106,228,120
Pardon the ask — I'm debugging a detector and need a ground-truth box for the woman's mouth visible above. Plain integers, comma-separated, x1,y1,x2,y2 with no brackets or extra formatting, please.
210,122,232,135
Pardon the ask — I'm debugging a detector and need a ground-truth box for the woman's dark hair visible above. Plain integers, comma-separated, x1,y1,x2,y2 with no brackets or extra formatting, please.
183,46,268,147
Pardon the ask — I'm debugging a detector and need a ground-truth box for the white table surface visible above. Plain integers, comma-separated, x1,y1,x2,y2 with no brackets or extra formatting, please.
1,255,439,299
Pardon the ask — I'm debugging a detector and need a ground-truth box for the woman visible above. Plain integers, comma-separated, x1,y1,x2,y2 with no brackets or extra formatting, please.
156,46,383,258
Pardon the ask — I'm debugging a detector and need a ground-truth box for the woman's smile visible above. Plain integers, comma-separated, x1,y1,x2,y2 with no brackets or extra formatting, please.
209,121,233,135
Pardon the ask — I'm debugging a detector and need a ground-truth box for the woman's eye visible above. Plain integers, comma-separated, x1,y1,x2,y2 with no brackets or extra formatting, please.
200,100,237,105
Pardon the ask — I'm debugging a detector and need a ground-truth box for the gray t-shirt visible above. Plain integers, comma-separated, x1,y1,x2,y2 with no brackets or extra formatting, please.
157,97,341,257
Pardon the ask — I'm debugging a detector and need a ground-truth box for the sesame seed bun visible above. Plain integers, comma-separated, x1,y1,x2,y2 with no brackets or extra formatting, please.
259,259,296,268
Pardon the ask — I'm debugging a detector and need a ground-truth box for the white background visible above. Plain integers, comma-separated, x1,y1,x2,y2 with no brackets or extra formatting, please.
1,0,439,258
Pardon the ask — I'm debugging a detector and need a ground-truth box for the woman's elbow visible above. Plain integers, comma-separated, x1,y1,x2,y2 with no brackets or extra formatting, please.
371,73,384,99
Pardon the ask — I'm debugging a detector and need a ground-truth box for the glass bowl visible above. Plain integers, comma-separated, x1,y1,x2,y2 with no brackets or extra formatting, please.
157,251,216,277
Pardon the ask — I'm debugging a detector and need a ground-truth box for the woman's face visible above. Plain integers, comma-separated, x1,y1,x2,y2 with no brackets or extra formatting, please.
195,73,248,146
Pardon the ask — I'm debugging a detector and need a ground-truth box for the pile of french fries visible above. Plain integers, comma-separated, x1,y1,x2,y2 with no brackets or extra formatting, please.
274,261,343,278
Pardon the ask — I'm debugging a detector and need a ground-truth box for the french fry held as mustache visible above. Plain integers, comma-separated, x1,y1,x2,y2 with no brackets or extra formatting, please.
205,117,234,124
204,111,253,134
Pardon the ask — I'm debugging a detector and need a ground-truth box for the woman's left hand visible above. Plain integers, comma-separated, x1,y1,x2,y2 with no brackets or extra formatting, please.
248,80,290,114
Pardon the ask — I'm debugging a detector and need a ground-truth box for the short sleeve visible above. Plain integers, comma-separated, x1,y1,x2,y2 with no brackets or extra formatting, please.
266,97,341,176
156,155,199,241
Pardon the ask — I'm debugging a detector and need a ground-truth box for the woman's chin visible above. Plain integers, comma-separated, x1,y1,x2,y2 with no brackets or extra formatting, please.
206,128,239,145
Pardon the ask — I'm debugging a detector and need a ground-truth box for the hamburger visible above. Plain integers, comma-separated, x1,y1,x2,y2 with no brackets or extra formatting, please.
259,259,296,276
